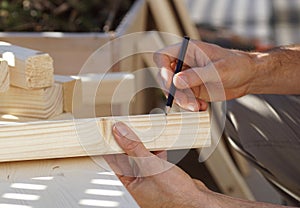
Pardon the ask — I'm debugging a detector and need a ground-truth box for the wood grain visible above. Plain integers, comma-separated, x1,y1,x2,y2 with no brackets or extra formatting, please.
0,156,139,207
55,75,82,113
0,59,9,93
0,111,210,163
0,83,63,119
0,41,54,89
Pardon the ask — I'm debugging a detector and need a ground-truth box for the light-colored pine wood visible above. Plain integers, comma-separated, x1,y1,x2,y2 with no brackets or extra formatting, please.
199,138,255,200
0,113,75,124
0,111,210,163
72,73,135,118
78,73,135,105
0,0,146,75
0,41,54,89
0,83,63,119
172,0,201,40
55,75,82,113
147,0,182,45
0,59,9,93
0,156,139,207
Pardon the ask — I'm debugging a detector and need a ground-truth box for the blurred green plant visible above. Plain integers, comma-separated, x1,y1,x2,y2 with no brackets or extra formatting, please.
0,0,135,32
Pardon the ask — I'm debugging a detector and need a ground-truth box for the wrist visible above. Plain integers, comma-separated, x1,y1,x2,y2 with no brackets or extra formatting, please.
246,51,276,94
247,45,300,95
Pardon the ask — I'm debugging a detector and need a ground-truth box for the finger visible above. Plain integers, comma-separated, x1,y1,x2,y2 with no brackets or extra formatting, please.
153,43,182,68
152,150,167,160
197,82,226,102
104,153,134,176
158,66,173,93
174,90,200,112
103,155,136,187
196,98,209,111
158,63,191,97
173,63,220,89
112,122,173,176
113,122,152,158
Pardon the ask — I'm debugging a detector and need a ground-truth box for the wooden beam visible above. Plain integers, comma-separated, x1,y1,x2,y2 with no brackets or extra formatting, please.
147,0,182,45
77,73,135,106
172,0,201,40
0,41,54,89
0,83,63,119
199,138,255,200
55,75,82,113
0,59,9,93
0,111,210,162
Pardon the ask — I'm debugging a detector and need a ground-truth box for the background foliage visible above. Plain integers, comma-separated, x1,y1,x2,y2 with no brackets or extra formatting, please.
0,0,135,32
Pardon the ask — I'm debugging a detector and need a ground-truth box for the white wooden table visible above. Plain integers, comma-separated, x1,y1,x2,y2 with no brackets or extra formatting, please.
0,157,139,208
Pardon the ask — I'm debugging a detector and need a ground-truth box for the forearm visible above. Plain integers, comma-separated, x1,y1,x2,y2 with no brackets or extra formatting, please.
213,191,295,208
249,44,300,95
192,179,294,208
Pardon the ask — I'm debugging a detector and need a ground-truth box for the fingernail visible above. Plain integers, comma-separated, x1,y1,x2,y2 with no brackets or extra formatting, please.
174,75,188,88
187,103,198,111
114,122,129,137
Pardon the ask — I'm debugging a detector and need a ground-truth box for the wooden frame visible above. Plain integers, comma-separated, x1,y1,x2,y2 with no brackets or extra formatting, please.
0,0,147,75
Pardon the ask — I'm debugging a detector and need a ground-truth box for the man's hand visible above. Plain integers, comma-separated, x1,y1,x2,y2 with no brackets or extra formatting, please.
154,40,259,112
155,41,300,112
104,122,210,208
104,122,294,208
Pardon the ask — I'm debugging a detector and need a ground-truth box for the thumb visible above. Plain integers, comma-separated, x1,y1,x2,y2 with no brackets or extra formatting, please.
113,122,152,158
112,122,173,177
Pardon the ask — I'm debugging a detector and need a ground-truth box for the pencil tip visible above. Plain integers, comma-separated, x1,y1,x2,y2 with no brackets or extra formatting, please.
165,106,171,115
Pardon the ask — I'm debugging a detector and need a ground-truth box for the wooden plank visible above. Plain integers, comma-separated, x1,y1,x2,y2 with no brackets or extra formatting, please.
0,83,63,119
0,113,76,124
0,34,111,75
172,0,201,40
114,0,147,72
199,139,255,200
75,72,135,118
147,0,182,45
77,73,135,106
0,0,146,75
0,156,139,207
0,59,9,93
0,41,54,89
0,111,210,163
55,75,82,113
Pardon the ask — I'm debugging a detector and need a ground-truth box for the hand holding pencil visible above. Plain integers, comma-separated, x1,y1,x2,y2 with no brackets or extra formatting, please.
154,39,263,108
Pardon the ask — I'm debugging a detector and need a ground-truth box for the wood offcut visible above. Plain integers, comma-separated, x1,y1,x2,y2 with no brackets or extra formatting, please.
0,83,63,119
0,41,54,89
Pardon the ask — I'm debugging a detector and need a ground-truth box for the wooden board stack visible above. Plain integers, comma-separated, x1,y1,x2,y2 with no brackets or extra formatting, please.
0,42,74,120
0,41,53,89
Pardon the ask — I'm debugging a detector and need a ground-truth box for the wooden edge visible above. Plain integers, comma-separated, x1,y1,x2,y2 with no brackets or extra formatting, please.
76,72,135,105
146,0,182,45
0,111,210,163
172,0,201,40
0,59,9,93
55,75,82,113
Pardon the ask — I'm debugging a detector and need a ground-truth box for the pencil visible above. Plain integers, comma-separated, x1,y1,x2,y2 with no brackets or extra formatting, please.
165,36,190,115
